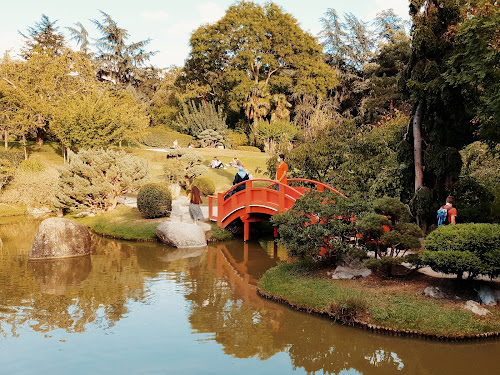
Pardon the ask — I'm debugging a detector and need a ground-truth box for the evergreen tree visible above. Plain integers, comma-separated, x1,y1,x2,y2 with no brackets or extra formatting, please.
401,0,475,227
92,11,156,84
19,14,65,59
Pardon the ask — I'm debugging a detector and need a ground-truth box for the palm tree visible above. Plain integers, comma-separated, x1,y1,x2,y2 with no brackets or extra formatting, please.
92,11,157,84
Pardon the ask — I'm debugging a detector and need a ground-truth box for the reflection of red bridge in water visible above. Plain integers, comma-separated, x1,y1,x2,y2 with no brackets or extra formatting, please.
208,178,346,241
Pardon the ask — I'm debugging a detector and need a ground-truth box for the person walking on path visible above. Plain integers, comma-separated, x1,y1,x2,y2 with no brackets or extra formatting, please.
188,186,204,223
276,153,288,190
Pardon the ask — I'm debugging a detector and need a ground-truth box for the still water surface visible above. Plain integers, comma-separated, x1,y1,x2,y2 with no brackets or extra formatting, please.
0,217,499,374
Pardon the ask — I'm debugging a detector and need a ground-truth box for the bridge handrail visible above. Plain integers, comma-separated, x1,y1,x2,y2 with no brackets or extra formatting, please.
216,178,304,198
208,178,304,221
265,178,347,198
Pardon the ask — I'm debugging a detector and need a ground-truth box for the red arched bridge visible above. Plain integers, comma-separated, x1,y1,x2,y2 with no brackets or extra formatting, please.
208,178,346,241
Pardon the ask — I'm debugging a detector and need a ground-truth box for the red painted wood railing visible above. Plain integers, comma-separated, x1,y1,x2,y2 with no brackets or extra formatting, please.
208,178,344,240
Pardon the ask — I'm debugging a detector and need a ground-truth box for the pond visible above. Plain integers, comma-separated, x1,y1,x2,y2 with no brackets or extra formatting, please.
0,217,499,374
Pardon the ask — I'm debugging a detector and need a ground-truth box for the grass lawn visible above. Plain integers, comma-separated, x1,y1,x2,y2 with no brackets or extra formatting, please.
260,260,500,337
132,145,271,194
0,203,27,217
69,205,161,241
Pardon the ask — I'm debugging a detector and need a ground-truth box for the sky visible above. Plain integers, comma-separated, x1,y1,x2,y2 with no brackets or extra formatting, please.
0,0,410,68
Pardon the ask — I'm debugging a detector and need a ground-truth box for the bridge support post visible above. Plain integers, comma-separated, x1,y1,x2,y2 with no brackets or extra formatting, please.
242,214,250,241
274,225,278,239
244,220,249,241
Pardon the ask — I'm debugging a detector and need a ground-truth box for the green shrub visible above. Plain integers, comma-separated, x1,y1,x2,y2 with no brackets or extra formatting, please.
54,149,149,214
0,158,15,189
197,129,224,148
137,183,172,219
1,168,59,209
271,190,364,260
236,145,261,152
225,131,248,148
18,159,45,172
163,149,207,185
192,176,215,196
421,223,500,279
364,256,403,277
0,149,24,167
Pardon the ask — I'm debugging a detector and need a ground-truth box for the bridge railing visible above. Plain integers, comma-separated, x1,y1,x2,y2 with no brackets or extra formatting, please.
266,178,347,198
208,178,304,222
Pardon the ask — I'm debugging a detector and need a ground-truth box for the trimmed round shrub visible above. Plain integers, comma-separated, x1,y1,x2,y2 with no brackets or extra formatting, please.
236,145,261,152
192,176,215,196
19,159,45,172
421,223,500,279
137,183,172,219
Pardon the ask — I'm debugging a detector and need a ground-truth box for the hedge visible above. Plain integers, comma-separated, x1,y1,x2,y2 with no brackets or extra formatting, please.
137,183,172,219
421,223,500,279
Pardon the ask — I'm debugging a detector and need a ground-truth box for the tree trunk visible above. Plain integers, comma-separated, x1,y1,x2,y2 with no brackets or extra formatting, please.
22,135,27,160
413,102,424,192
119,139,122,148
4,130,8,149
36,126,45,147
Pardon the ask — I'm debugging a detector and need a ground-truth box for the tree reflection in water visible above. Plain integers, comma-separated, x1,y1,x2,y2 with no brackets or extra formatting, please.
1,219,499,374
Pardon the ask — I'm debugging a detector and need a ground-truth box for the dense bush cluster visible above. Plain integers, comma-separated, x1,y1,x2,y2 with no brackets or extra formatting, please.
54,149,149,214
271,190,366,260
420,223,500,279
137,183,172,219
192,176,215,196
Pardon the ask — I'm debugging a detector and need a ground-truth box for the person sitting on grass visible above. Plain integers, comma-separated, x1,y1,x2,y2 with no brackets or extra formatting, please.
209,157,223,169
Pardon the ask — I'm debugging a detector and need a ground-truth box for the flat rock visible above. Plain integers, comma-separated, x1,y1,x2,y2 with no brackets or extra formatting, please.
330,266,372,280
464,300,490,316
423,286,446,299
156,221,207,248
29,218,91,259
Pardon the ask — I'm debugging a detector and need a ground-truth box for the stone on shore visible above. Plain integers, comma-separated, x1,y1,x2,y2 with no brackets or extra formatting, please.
423,286,446,299
156,221,207,248
478,285,497,306
29,218,91,259
464,300,490,316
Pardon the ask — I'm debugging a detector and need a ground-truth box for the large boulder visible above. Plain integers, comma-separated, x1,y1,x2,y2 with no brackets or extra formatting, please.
29,218,91,259
156,222,207,248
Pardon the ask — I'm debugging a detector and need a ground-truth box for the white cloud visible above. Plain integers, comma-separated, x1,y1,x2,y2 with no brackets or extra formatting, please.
141,10,170,21
197,1,225,24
